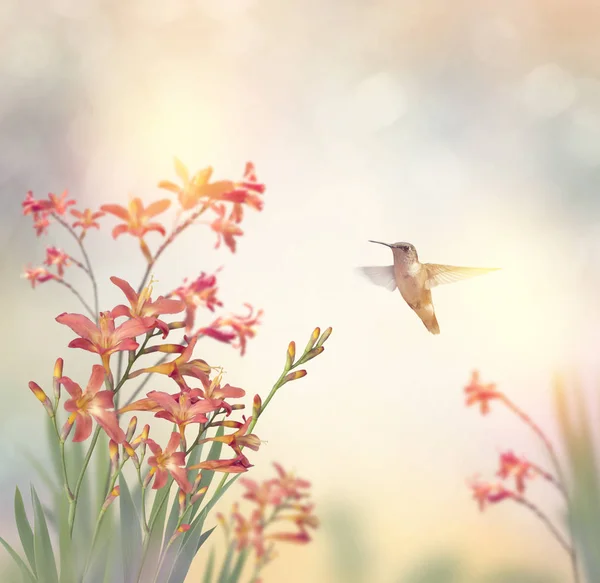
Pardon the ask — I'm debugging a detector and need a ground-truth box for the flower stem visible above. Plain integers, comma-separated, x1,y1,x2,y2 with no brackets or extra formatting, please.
68,425,101,537
136,202,211,294
54,278,96,319
503,397,580,583
53,213,99,319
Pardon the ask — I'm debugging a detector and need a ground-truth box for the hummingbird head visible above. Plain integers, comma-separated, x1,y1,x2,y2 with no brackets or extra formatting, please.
368,240,418,263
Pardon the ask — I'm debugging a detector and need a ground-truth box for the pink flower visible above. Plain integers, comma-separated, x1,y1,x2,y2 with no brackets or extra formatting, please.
210,204,243,253
146,432,192,492
22,266,56,288
56,311,152,370
110,276,184,338
45,247,71,276
497,451,535,494
60,365,125,443
464,371,503,415
171,272,223,333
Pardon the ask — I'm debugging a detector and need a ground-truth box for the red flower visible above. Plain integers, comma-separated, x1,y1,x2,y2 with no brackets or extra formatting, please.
464,371,503,415
210,204,243,253
110,276,184,338
22,191,51,216
198,416,261,457
146,432,192,492
60,365,125,443
497,451,535,494
22,266,56,288
101,198,171,239
171,272,223,333
56,311,152,370
468,476,514,511
45,247,71,276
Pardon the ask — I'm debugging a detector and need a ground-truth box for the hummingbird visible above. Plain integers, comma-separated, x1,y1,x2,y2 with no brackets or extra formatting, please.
358,241,500,335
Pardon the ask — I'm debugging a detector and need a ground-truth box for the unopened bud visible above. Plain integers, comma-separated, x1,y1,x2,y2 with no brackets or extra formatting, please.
178,490,187,516
252,394,262,419
60,415,75,442
282,370,307,385
286,341,295,369
191,486,208,505
304,327,320,353
52,358,63,401
28,382,54,417
109,440,120,475
123,442,140,469
101,486,120,512
126,416,138,442
297,346,324,365
315,326,332,348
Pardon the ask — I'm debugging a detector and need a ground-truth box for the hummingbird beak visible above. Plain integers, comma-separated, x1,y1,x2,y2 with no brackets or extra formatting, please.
368,240,392,248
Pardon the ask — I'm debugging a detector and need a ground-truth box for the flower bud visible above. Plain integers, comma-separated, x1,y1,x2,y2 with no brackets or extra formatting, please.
109,440,120,476
315,326,332,348
285,341,295,369
282,370,307,385
60,415,75,442
52,358,63,401
252,394,262,419
304,327,320,353
101,486,120,512
126,416,138,442
297,346,324,365
28,382,54,417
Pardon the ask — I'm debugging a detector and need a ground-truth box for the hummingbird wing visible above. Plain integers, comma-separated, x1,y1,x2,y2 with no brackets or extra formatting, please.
356,266,397,291
424,264,500,289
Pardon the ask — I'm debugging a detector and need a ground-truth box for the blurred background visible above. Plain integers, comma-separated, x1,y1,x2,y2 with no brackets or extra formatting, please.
2,0,600,581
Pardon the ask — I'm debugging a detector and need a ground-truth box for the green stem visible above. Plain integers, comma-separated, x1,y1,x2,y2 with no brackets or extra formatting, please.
68,426,101,537
136,202,211,295
53,213,99,319
53,278,96,320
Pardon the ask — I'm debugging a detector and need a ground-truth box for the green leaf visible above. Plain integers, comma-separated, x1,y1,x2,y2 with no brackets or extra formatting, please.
0,536,36,583
31,486,59,583
226,547,249,583
137,486,170,582
165,525,217,583
94,431,111,513
215,543,234,583
57,493,75,583
202,548,216,583
119,476,143,583
13,487,35,574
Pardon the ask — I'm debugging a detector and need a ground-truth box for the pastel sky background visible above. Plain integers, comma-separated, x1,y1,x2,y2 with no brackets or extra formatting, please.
2,0,600,581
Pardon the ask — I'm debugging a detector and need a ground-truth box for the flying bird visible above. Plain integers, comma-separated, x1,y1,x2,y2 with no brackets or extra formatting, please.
358,241,500,334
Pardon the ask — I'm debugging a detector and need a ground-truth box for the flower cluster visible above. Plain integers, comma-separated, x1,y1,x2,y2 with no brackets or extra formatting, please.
464,371,577,577
216,463,318,582
13,157,332,583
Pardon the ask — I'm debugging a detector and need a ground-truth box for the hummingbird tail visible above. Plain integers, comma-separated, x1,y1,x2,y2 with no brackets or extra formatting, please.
420,311,440,335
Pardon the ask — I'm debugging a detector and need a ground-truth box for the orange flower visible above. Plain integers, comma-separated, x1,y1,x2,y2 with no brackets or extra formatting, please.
56,311,153,370
60,365,126,443
196,372,245,415
464,371,503,415
22,266,56,288
197,416,260,456
158,158,236,211
101,197,171,239
71,208,104,238
110,276,184,338
45,246,71,276
146,432,192,492
269,463,311,501
47,190,76,215
128,335,210,380
210,204,243,253
497,451,535,494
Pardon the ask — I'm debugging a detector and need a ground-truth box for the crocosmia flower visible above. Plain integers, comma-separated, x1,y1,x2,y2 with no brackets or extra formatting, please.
146,432,192,492
60,365,125,443
101,197,171,239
